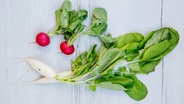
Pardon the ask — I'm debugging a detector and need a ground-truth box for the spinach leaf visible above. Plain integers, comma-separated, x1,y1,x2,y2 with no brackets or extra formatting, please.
124,74,148,101
69,47,123,81
60,9,70,28
49,5,108,45
55,10,62,27
139,61,159,74
85,8,108,36
71,52,87,69
94,68,134,91
92,8,107,22
99,33,114,48
92,48,122,74
70,45,98,79
77,10,88,21
60,0,72,11
141,40,172,61
113,33,144,50
97,82,127,90
140,27,179,61
48,0,88,44
100,54,124,76
48,0,72,36
88,84,97,92
97,45,108,59
85,22,107,36
128,27,179,74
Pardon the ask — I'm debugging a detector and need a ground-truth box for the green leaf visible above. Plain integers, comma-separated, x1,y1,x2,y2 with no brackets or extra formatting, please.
87,44,97,59
71,52,88,69
61,0,72,11
88,84,97,92
118,66,127,73
55,10,62,26
68,20,82,32
48,26,62,37
65,10,88,45
129,63,140,73
125,42,139,54
139,61,159,74
140,28,179,62
77,10,88,21
108,77,134,88
113,33,144,49
86,22,107,36
95,74,134,91
151,27,179,60
93,48,122,74
67,24,86,45
141,40,172,61
124,74,148,101
92,8,107,22
99,33,114,48
70,45,98,79
141,28,170,49
68,10,77,23
97,46,108,60
128,27,179,74
64,33,72,40
85,8,108,36
98,82,127,90
125,51,139,61
100,55,124,76
60,9,69,28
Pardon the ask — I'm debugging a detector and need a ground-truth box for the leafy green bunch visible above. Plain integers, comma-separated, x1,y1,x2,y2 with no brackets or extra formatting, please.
48,0,108,46
50,0,179,102
56,27,179,101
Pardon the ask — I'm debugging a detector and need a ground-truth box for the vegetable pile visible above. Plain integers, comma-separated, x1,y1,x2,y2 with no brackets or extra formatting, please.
56,27,179,101
28,0,180,101
35,0,107,55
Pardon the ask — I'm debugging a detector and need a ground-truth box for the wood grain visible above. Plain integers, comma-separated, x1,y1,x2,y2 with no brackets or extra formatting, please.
0,0,183,104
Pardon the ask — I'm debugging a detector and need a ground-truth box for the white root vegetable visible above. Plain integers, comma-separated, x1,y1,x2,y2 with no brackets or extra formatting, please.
57,70,74,78
26,58,56,78
25,77,58,84
25,70,74,84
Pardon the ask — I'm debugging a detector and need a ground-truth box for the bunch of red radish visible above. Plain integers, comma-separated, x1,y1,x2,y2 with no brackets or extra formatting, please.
35,32,74,55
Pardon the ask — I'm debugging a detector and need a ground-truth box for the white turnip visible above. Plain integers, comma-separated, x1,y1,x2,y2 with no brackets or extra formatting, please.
26,58,56,78
25,70,74,84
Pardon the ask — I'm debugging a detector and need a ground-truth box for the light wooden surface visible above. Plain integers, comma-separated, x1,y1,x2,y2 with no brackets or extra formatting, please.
0,0,184,104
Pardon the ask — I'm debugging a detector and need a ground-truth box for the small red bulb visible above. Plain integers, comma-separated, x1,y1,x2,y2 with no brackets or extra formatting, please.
36,32,50,46
60,41,75,55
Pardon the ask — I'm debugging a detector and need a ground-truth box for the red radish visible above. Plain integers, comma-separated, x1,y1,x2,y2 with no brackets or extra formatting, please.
60,41,75,55
36,32,50,46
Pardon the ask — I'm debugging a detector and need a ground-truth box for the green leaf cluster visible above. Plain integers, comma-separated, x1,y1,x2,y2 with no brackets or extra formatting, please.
85,8,108,36
48,0,108,46
51,0,179,101
48,0,87,45
100,27,179,74
56,27,179,101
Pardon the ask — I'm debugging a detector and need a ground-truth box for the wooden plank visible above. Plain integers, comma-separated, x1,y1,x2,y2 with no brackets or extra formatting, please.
162,0,184,104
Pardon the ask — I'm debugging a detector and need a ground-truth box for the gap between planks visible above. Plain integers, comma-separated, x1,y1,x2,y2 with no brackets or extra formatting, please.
161,0,168,104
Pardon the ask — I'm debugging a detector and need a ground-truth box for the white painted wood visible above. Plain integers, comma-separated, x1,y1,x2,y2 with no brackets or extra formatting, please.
162,0,184,104
0,0,183,104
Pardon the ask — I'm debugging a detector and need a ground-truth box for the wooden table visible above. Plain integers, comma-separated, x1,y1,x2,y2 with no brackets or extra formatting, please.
0,0,184,104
